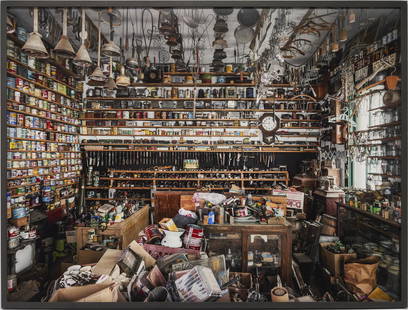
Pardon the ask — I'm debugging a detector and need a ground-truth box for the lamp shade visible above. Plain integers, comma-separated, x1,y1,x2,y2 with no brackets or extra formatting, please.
116,66,130,87
22,32,49,59
90,66,106,81
104,76,117,89
73,44,92,67
101,41,121,57
54,35,75,58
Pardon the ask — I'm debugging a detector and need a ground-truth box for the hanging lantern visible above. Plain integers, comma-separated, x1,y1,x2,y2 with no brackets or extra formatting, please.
90,14,106,82
22,8,49,59
73,9,92,67
104,57,117,90
54,8,75,58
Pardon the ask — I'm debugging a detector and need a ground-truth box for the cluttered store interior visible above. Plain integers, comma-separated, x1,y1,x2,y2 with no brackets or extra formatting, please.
4,5,403,305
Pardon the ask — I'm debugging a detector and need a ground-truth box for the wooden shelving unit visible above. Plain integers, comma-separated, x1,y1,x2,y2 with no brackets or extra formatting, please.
6,38,82,219
84,169,289,206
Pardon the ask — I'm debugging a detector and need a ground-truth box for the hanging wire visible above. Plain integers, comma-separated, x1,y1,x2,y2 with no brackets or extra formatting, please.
141,8,154,58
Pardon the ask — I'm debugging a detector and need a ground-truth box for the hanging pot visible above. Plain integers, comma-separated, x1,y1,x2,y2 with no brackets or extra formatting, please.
234,25,255,44
213,8,234,16
237,8,260,27
373,72,387,83
383,90,400,107
213,18,228,33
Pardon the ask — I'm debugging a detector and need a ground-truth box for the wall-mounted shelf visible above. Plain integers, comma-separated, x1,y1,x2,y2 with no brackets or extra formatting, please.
7,87,81,112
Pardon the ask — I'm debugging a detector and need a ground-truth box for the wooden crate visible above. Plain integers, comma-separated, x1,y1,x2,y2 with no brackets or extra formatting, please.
76,205,150,255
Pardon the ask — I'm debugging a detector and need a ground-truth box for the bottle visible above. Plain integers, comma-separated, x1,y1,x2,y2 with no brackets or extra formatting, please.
226,248,233,269
208,211,215,224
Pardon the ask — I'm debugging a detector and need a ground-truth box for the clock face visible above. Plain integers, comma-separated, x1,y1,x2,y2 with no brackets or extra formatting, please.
261,116,278,131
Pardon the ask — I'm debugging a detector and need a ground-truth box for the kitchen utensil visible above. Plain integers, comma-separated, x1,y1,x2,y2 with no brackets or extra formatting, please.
161,229,185,248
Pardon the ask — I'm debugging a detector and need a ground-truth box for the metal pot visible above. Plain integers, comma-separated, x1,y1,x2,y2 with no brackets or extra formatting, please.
383,90,400,107
374,72,387,83
237,8,260,27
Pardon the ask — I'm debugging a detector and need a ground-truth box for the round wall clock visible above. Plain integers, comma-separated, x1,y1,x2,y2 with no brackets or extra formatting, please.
259,113,280,144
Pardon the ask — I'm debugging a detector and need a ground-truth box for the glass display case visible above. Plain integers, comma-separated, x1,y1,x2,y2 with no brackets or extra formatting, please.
203,222,292,284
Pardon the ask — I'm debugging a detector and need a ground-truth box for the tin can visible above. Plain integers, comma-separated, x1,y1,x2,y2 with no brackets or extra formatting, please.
144,225,163,243
7,274,17,292
183,224,203,250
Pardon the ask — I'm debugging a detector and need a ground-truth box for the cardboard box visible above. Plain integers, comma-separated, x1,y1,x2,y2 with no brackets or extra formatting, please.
128,240,156,268
93,249,123,276
77,249,106,265
321,224,336,236
319,242,357,276
10,216,28,227
49,281,125,302
273,190,304,210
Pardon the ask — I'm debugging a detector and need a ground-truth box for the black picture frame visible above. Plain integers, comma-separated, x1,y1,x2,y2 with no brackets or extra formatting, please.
1,1,407,309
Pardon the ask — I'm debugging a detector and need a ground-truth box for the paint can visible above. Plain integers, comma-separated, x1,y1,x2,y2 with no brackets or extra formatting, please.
183,224,203,250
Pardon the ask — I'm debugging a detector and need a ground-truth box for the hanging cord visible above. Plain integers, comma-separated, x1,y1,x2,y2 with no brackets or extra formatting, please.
141,8,154,58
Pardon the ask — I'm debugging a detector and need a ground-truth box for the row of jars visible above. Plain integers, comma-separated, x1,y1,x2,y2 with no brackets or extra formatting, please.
7,158,81,169
7,84,81,111
8,140,80,152
7,64,75,98
85,128,258,137
7,96,80,125
7,175,79,189
7,111,78,133
8,128,78,143
7,39,78,89
7,151,80,160
7,165,82,178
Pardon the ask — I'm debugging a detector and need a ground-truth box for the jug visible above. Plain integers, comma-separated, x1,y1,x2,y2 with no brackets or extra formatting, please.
161,228,185,248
